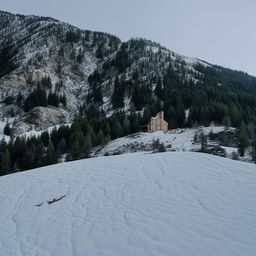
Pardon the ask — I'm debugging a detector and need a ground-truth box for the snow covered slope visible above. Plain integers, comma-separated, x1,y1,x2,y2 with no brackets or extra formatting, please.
0,152,255,255
92,126,239,159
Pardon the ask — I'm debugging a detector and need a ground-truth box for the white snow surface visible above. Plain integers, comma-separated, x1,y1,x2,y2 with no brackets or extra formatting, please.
20,123,72,139
0,152,255,256
92,126,234,157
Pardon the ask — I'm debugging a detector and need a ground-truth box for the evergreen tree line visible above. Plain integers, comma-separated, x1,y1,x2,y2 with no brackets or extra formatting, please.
2,105,254,176
91,62,256,131
195,64,256,94
3,76,66,111
23,86,67,112
0,41,17,79
86,60,256,161
0,107,144,176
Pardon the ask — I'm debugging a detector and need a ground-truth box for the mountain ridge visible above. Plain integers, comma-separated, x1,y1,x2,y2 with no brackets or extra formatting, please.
1,10,256,137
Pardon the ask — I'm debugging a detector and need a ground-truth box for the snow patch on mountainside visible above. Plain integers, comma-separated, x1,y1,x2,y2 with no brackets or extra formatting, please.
0,152,255,255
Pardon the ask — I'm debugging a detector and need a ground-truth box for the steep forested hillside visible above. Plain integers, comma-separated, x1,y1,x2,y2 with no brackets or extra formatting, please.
1,10,256,174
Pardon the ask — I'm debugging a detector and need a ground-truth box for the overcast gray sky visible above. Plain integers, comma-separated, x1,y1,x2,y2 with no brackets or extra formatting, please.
1,0,256,76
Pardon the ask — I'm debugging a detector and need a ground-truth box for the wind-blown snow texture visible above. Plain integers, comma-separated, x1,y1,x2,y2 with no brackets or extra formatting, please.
0,152,255,255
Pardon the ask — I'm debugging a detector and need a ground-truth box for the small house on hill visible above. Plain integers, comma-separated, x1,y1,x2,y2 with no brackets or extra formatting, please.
141,111,168,132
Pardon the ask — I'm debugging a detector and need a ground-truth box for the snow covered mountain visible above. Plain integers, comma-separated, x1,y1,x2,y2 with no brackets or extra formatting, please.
0,152,255,255
0,10,120,135
2,10,256,137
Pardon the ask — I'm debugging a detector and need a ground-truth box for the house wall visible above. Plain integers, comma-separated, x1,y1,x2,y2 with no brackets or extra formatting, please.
149,117,168,132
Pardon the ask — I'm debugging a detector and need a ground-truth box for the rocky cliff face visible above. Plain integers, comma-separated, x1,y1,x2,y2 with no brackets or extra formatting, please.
11,106,71,135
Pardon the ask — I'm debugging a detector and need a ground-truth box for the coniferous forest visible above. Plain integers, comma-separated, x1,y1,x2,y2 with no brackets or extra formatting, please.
0,107,141,175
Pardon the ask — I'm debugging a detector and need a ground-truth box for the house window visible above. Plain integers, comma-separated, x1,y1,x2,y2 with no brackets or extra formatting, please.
156,120,160,130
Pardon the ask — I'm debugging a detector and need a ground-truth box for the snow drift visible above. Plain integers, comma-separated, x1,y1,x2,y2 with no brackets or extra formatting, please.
0,152,255,255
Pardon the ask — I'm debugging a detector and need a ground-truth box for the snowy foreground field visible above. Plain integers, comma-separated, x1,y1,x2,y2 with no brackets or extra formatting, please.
0,152,255,255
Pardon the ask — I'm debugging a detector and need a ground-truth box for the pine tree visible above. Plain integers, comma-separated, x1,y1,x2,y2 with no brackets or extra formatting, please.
154,77,164,100
16,92,23,106
130,114,139,133
77,48,84,63
57,137,68,154
166,106,175,125
85,134,92,148
96,130,104,145
12,137,26,169
70,140,80,160
92,86,103,103
132,84,144,110
112,77,125,108
200,106,210,126
122,116,130,135
251,138,256,163
48,92,60,106
3,123,11,136
87,128,96,146
175,103,186,127
79,140,91,159
21,144,36,170
238,122,249,156
0,139,7,155
23,86,48,111
46,141,56,165
34,141,46,167
41,131,50,147
96,46,104,58
229,104,241,127
116,121,123,138
222,116,231,128
1,149,11,174
111,120,123,139
142,108,151,125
